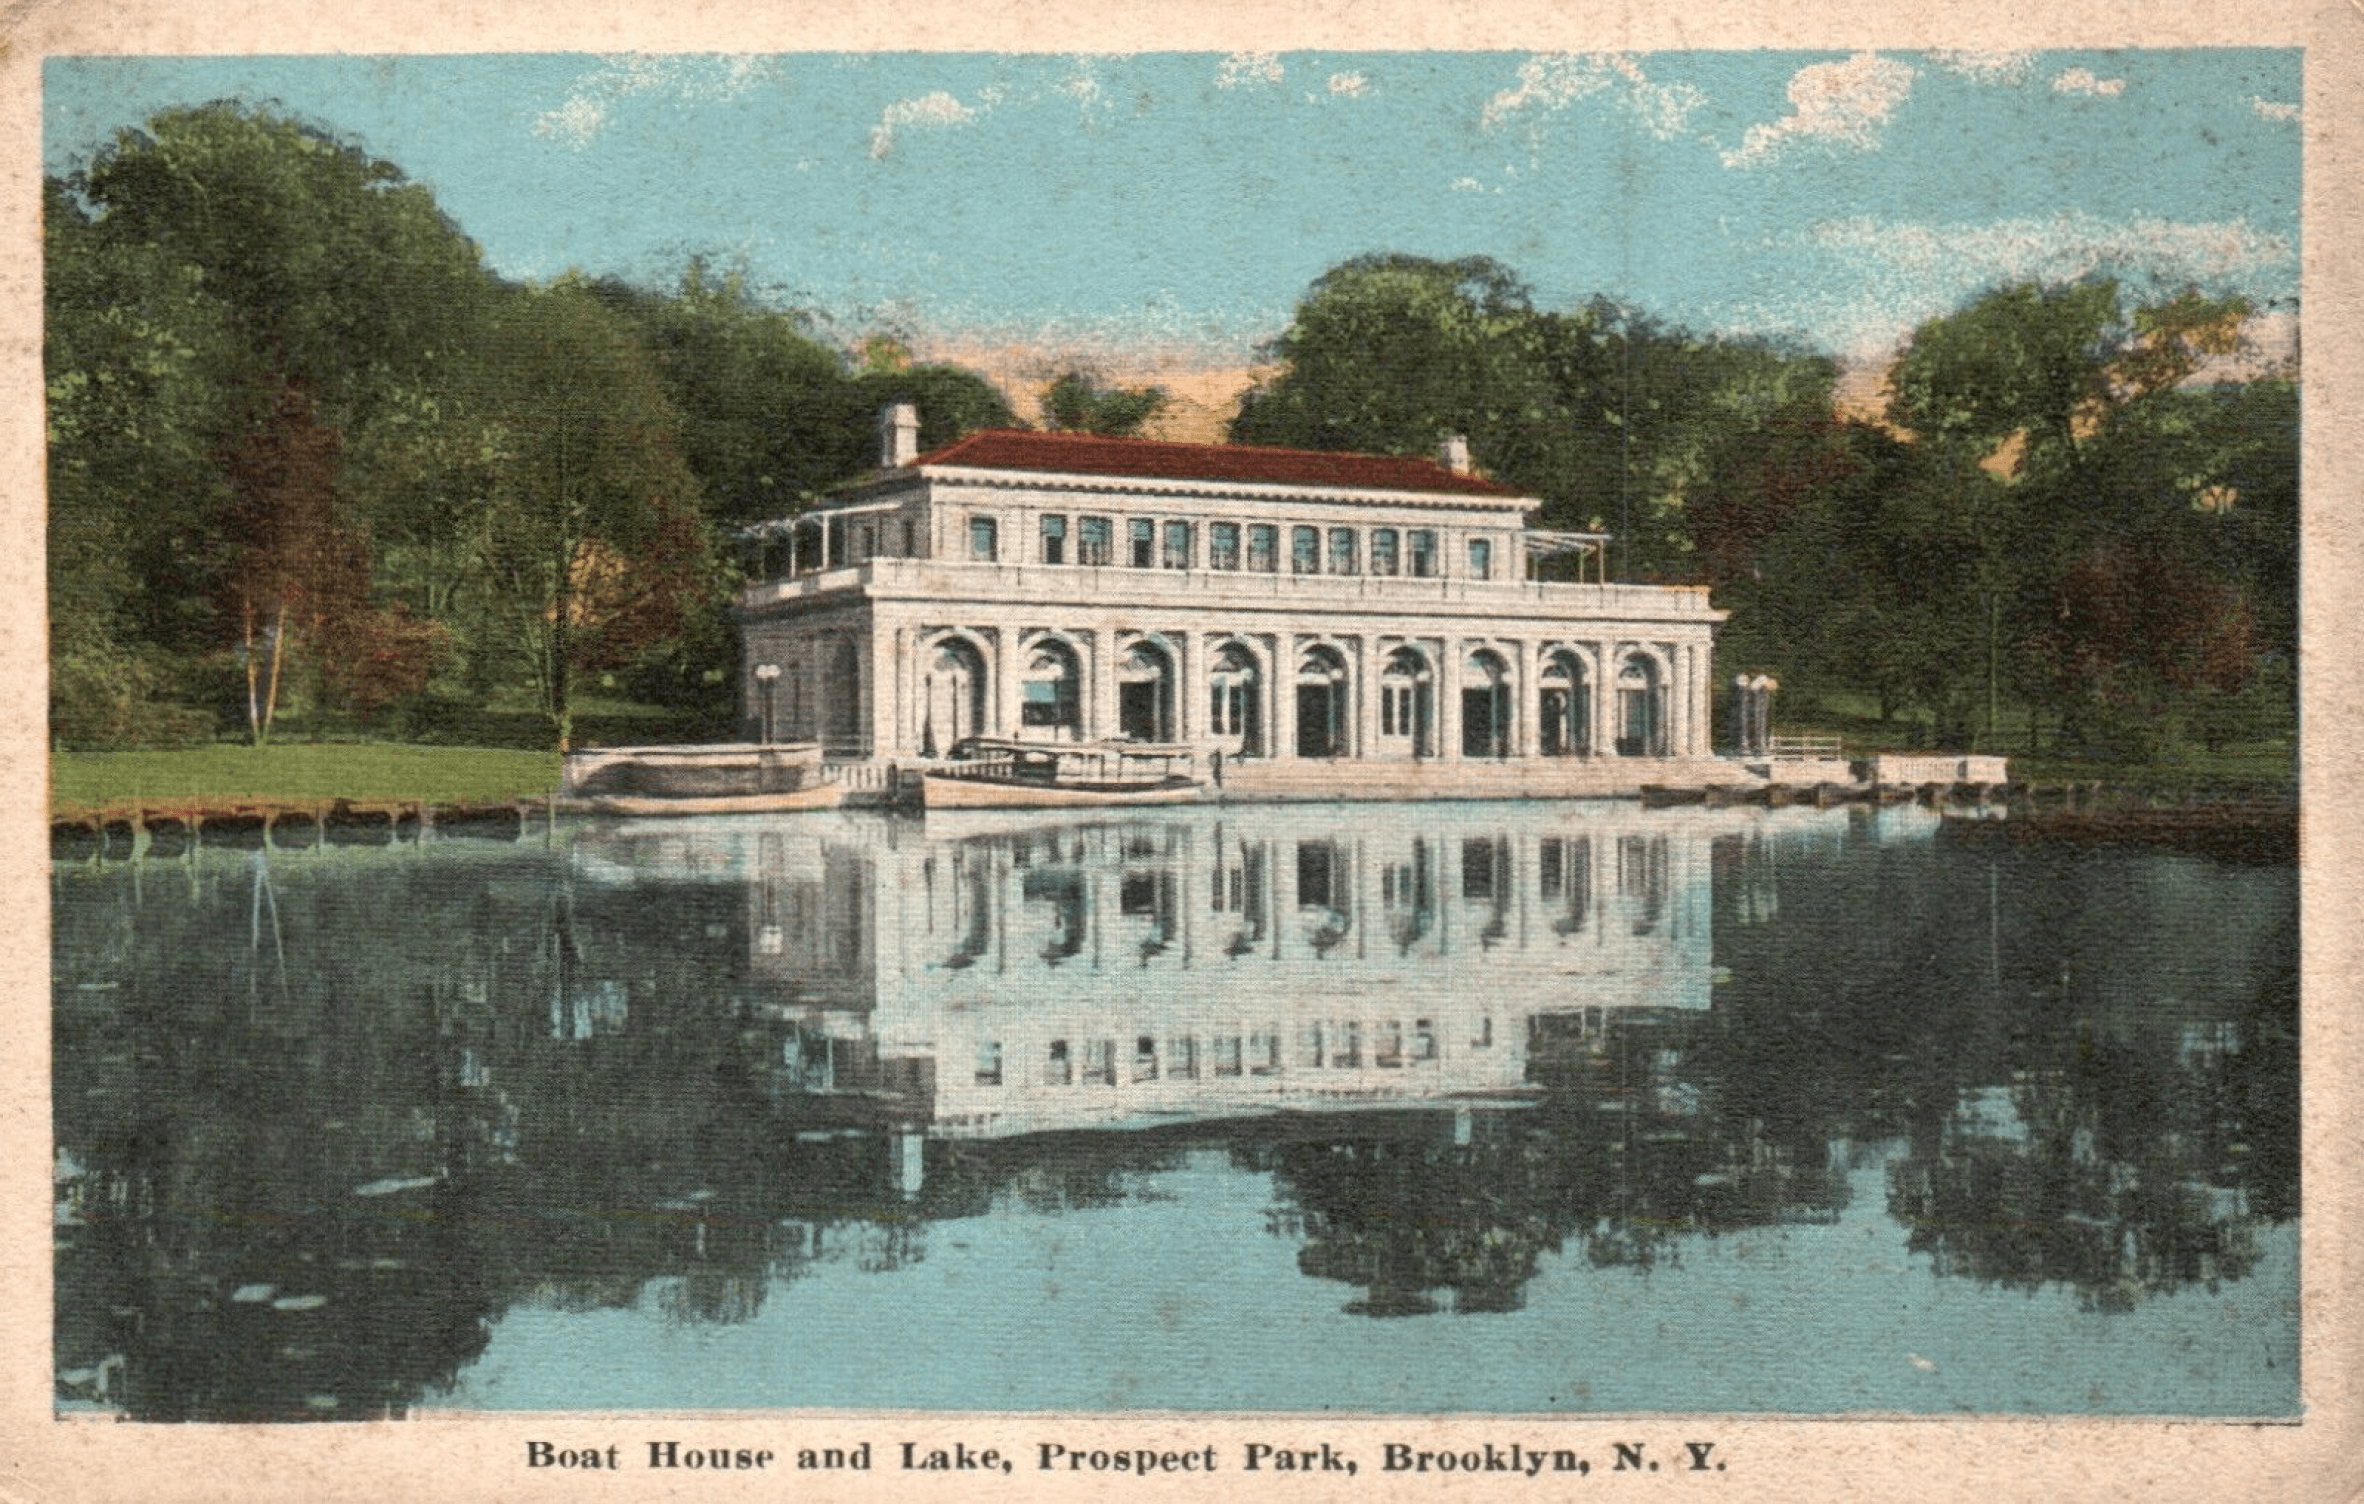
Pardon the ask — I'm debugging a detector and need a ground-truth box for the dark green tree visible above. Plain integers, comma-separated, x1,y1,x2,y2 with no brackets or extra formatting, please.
1039,369,1168,438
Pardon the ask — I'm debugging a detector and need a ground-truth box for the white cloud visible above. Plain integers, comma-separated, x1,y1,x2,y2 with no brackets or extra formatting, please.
2051,67,2126,98
531,54,782,148
1482,52,1705,141
1327,71,1368,98
1058,56,1107,112
1926,51,2035,86
1216,52,1283,90
869,90,978,160
1722,53,1917,168
1793,210,2295,352
2252,95,2301,123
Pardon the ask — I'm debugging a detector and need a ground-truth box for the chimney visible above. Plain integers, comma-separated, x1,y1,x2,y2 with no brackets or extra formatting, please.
880,403,920,468
1439,434,1472,475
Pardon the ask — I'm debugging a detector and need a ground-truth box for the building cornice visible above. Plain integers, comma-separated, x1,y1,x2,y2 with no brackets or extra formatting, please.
824,464,1535,516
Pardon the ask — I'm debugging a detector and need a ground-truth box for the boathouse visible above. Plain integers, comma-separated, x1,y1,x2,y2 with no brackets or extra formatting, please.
735,406,1725,786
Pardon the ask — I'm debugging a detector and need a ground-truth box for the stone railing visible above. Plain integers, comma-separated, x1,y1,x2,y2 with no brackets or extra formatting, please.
740,559,1720,620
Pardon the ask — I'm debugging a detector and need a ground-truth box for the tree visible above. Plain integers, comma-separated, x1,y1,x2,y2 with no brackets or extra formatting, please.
1039,369,1168,438
1231,254,1544,459
1876,278,2289,755
464,281,716,751
58,103,497,739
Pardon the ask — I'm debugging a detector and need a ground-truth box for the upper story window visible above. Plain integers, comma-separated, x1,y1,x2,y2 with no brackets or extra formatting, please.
970,515,999,563
1079,516,1113,566
1291,526,1321,575
901,519,915,557
1328,527,1359,576
1247,525,1279,573
1209,522,1242,571
1370,528,1399,576
1468,537,1493,580
1040,514,1068,565
1130,518,1156,568
859,524,876,560
1163,520,1194,570
1408,529,1438,578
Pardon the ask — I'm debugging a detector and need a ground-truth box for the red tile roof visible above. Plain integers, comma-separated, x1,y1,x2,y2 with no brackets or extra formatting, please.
909,429,1528,499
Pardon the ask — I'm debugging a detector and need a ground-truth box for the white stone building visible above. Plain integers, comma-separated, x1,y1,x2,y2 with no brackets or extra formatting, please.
736,405,1724,773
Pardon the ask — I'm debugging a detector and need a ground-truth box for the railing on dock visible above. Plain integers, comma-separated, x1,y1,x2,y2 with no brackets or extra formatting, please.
1767,735,1845,761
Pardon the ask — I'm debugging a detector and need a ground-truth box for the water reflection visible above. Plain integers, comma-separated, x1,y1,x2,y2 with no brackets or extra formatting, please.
51,802,2297,1418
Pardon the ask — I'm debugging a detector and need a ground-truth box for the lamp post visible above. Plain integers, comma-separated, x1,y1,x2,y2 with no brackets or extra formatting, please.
753,663,781,746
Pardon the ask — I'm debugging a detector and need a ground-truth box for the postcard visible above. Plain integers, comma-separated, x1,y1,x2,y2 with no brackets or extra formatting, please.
7,1,2355,1499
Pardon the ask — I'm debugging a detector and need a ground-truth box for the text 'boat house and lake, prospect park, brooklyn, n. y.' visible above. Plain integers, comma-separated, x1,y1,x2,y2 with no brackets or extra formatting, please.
19,15,2353,1503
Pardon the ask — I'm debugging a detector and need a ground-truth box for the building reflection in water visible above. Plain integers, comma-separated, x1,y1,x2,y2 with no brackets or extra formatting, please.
49,801,2297,1418
582,804,1723,1143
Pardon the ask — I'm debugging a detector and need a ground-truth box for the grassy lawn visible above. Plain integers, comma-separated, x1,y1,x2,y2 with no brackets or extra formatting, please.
52,743,563,811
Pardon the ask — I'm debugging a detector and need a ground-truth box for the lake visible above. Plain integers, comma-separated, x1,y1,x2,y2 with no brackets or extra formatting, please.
50,800,2298,1419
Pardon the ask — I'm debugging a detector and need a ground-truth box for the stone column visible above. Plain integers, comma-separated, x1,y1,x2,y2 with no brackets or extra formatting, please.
1695,641,1714,757
1593,644,1616,758
992,626,1018,741
1174,632,1196,746
1090,630,1118,744
1354,636,1378,761
1439,639,1463,761
1271,635,1297,762
1663,645,1685,761
1513,640,1539,759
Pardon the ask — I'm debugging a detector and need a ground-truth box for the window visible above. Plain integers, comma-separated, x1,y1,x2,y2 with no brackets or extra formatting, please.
1079,516,1113,566
1209,522,1241,571
1371,528,1399,576
1040,514,1067,565
1130,518,1156,568
1468,537,1493,580
901,519,915,556
1408,529,1437,577
1291,526,1321,575
859,524,875,559
969,515,998,562
1247,524,1279,573
1328,527,1359,576
1163,520,1194,569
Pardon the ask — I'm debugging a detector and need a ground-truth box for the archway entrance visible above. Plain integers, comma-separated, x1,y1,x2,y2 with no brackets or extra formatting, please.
921,636,988,755
1539,649,1590,757
1461,649,1511,759
1207,640,1262,755
1294,645,1350,758
1615,653,1665,757
1117,640,1176,743
1378,646,1433,758
1021,638,1083,740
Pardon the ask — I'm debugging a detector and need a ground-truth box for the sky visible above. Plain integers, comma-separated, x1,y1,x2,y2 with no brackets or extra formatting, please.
43,50,2302,375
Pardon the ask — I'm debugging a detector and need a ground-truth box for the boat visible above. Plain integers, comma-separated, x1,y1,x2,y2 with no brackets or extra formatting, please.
579,783,853,818
922,739,1206,810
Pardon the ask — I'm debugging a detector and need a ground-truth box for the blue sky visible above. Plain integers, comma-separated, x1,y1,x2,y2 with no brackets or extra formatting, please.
44,50,2301,366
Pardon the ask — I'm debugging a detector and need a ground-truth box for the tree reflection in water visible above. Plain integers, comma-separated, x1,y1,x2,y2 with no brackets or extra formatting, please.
51,804,2296,1417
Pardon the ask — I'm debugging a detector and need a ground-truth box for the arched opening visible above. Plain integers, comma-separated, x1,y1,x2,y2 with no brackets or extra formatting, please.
1117,639,1176,743
1207,640,1263,756
1020,638,1083,741
921,636,988,756
1378,646,1434,758
1539,649,1590,757
1461,648,1511,759
1615,653,1665,757
823,636,863,751
1294,644,1350,758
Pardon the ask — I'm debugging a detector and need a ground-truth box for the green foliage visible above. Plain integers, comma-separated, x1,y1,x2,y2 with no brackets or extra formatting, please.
1040,369,1168,437
462,279,715,749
